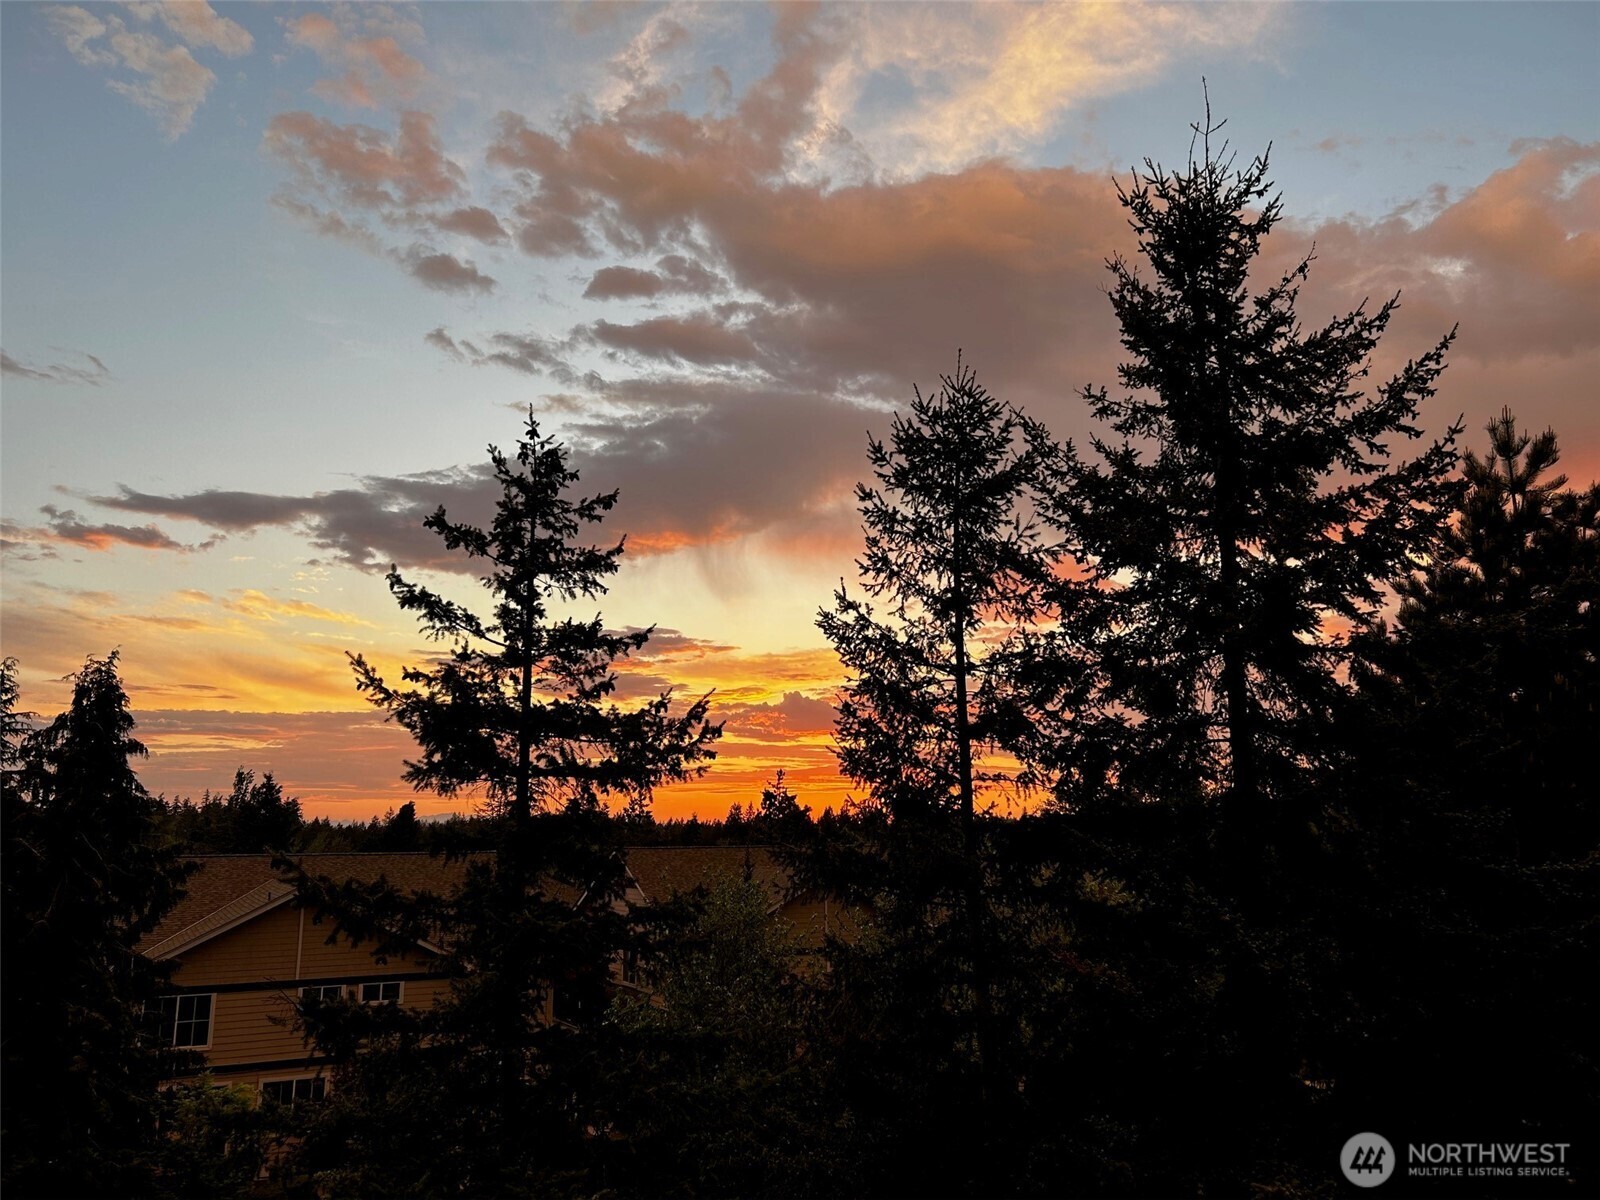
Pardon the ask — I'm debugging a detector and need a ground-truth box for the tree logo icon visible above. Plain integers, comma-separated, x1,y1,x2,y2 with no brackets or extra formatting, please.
1341,1133,1396,1187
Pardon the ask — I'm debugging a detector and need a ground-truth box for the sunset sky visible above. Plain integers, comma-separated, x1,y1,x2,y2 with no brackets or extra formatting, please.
3,1,1596,820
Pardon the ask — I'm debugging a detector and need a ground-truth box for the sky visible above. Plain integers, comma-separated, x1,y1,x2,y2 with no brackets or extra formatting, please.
3,1,1597,821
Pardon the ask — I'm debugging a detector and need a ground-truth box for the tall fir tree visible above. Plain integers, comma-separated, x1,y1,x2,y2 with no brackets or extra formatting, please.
2,654,191,1198
996,107,1470,1194
813,358,1063,1191
286,414,720,1195
1042,106,1461,849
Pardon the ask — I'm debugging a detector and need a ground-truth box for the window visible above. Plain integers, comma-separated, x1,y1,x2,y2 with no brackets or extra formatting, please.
260,1076,326,1107
360,980,402,1004
156,994,213,1048
299,984,345,1002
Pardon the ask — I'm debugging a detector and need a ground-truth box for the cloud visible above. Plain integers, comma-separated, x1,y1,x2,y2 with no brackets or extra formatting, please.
267,109,501,293
103,30,214,138
424,326,465,360
265,110,465,211
584,266,667,301
268,193,386,253
583,255,724,300
1,349,111,386
588,313,760,367
1,505,194,555
1313,134,1365,155
433,205,510,243
89,470,498,573
214,589,377,627
286,7,427,110
125,1,253,58
469,332,577,378
403,247,496,294
722,690,837,739
47,5,117,66
47,4,249,139
1279,137,1600,365
807,3,1282,175
79,378,876,570
614,626,737,660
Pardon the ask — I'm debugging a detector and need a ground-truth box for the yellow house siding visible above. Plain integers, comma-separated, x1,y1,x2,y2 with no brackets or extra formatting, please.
171,903,300,986
164,906,452,1084
206,989,307,1068
296,910,434,979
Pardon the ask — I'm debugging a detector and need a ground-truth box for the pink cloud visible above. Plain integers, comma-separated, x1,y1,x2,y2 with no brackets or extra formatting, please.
265,110,465,210
127,1,253,58
286,10,426,110
47,3,249,138
433,205,510,243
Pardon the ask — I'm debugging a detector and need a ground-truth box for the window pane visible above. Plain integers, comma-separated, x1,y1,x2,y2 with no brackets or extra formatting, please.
263,1076,326,1107
293,1077,326,1102
169,994,211,1047
360,981,401,1004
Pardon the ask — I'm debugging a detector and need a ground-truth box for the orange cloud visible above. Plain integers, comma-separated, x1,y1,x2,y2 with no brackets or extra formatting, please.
216,590,377,627
1283,138,1600,366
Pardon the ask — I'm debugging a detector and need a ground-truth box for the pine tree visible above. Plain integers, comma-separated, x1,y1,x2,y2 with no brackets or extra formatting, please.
1359,408,1599,855
1338,412,1600,1144
2,654,190,1198
286,415,720,1195
1043,105,1462,847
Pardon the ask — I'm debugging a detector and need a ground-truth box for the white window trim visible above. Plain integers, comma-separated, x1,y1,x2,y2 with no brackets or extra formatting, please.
258,1072,330,1105
298,983,347,1002
161,992,216,1051
359,979,404,1005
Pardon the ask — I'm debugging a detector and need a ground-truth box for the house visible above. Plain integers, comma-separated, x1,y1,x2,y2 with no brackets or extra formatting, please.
137,853,471,1097
137,847,851,1098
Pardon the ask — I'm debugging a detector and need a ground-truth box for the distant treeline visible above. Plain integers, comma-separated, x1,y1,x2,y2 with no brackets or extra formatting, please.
156,767,822,853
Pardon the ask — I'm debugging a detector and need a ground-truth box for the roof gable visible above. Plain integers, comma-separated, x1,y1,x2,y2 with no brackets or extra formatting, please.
139,853,474,959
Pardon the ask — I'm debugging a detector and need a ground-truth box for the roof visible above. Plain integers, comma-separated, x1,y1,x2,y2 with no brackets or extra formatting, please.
139,853,473,956
624,846,791,912
139,847,800,959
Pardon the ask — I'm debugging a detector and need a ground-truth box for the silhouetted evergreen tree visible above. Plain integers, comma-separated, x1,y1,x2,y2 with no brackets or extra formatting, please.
158,768,304,853
1007,108,1468,1194
380,799,422,850
285,415,720,1195
812,357,1064,1192
1358,408,1599,855
1040,106,1461,852
1338,411,1600,1146
1,654,191,1198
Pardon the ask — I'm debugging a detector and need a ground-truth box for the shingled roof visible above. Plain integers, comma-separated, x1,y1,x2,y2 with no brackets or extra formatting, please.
138,853,473,956
140,848,802,960
624,846,791,911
